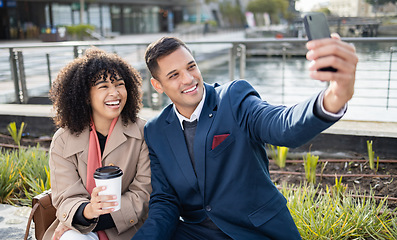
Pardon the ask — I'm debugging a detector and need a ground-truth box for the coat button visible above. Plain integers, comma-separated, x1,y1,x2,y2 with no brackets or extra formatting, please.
130,219,134,224
62,213,67,219
205,205,212,212
209,113,213,118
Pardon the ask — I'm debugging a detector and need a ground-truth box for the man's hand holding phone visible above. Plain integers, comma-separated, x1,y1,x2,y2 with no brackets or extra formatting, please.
303,12,358,114
303,12,337,72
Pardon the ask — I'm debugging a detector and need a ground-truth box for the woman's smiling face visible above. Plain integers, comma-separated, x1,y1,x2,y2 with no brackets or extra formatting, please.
89,72,127,126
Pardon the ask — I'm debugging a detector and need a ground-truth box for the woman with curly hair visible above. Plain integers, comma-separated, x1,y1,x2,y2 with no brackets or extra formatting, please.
43,47,151,240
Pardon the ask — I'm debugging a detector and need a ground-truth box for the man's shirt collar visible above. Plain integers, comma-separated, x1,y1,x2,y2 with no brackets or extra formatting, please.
174,87,206,130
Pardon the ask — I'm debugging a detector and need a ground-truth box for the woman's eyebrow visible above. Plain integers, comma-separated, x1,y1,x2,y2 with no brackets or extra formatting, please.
93,79,108,86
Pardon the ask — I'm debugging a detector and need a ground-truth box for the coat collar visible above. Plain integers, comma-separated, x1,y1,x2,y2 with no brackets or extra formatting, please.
62,118,141,162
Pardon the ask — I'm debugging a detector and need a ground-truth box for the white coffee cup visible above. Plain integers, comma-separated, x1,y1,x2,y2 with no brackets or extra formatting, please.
93,166,123,211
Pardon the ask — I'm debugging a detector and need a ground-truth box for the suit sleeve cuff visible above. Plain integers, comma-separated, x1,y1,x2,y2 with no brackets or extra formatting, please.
314,90,347,122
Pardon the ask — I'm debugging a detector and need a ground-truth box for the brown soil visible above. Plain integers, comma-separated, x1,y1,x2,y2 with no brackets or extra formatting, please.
270,159,397,208
0,133,52,150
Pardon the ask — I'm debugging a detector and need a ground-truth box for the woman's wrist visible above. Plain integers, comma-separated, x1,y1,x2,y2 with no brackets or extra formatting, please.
83,202,96,220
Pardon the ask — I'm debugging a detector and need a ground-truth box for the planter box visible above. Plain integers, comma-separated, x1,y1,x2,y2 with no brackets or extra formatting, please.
39,33,67,42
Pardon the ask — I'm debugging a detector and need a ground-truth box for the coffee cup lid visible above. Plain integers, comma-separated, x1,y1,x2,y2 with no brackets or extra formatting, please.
94,166,123,179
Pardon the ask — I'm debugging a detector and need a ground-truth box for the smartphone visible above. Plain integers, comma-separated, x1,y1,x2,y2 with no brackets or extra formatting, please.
303,12,337,72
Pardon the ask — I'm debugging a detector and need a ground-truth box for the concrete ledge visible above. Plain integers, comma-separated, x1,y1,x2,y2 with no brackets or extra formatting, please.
324,120,397,138
0,104,161,137
1,104,396,137
0,104,161,119
292,133,397,159
0,104,53,117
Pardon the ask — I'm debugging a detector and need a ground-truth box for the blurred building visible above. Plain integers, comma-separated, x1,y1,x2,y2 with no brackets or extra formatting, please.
375,2,397,17
328,0,373,17
0,0,195,40
329,0,397,17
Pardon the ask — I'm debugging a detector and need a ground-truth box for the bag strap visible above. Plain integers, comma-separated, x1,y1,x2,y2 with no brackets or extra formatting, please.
23,201,40,240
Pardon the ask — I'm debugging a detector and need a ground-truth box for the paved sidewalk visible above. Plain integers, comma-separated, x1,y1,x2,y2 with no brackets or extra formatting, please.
0,204,34,240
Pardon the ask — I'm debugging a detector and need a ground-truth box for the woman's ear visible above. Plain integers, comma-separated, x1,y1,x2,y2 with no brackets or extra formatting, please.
150,78,164,94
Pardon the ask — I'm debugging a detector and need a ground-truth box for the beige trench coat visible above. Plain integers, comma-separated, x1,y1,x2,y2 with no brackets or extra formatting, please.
43,117,151,240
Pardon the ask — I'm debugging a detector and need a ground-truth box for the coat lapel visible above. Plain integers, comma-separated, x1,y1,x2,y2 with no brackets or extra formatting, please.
62,118,137,166
164,108,199,191
102,118,130,160
195,83,218,195
63,128,89,165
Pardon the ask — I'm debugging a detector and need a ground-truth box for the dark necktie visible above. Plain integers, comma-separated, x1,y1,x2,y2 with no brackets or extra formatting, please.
182,119,198,170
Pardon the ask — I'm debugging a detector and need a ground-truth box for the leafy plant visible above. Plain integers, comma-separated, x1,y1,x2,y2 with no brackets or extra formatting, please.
20,166,51,206
0,154,20,203
319,161,328,182
0,146,50,206
269,144,288,168
7,121,26,146
303,152,319,184
329,175,347,199
367,140,379,171
246,0,289,24
17,145,50,205
66,24,95,40
282,183,397,239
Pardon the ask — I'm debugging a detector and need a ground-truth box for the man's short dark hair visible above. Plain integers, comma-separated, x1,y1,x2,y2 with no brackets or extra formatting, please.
145,37,191,79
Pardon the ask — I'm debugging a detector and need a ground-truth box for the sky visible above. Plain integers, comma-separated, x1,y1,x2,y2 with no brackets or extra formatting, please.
295,0,330,12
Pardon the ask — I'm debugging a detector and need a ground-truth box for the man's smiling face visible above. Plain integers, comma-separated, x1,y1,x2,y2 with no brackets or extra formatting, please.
151,46,204,118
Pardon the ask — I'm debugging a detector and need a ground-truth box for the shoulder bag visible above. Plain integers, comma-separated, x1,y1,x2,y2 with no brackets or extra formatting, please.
24,190,56,240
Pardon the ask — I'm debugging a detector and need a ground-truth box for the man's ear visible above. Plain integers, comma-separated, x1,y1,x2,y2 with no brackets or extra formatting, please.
151,78,164,94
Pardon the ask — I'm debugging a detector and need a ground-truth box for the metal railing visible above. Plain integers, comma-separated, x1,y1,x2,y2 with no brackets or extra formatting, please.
0,36,396,112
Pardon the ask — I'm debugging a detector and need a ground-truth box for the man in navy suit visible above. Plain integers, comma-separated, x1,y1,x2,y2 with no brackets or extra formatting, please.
132,35,358,239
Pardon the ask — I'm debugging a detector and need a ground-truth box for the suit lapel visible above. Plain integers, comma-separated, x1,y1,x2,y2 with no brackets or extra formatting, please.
195,83,218,195
164,108,199,191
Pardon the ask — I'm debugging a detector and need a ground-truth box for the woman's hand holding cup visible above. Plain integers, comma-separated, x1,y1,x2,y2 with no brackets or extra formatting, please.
83,186,118,219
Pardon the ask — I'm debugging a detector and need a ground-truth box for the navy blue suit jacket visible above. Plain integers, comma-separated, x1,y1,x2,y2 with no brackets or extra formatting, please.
133,80,337,239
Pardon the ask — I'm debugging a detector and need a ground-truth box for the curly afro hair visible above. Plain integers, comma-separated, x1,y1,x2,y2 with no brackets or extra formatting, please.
50,47,143,134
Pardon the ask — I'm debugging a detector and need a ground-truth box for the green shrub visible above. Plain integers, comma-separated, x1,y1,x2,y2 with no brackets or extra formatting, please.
280,183,397,239
18,145,51,205
329,175,347,199
0,154,20,204
0,146,50,206
66,24,95,40
208,20,217,27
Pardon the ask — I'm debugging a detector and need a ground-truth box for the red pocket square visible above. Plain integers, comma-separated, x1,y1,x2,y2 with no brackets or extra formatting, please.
212,134,230,149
